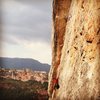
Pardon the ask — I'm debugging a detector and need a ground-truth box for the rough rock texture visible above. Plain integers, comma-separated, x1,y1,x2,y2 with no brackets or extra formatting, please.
48,0,100,100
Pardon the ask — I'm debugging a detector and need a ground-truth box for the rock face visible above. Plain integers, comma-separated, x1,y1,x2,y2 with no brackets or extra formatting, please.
48,0,100,100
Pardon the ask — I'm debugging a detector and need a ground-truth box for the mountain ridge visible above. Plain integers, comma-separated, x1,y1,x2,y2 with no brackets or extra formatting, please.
0,57,50,72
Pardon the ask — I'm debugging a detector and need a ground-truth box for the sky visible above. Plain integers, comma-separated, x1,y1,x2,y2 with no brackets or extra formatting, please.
0,0,52,64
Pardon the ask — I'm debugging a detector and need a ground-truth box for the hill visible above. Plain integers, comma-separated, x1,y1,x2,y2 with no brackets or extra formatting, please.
0,57,50,72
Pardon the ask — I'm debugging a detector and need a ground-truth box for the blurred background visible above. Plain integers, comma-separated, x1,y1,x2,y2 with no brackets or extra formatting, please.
0,0,52,65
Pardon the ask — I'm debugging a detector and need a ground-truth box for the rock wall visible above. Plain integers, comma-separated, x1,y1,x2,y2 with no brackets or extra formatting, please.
48,0,100,100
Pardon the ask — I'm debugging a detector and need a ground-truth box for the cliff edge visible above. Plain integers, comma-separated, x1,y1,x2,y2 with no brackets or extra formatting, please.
48,0,100,100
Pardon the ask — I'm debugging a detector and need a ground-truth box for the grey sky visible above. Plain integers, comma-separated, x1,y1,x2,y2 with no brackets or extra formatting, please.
1,0,52,43
0,0,52,64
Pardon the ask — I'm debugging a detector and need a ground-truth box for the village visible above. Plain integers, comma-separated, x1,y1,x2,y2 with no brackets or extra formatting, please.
0,68,48,83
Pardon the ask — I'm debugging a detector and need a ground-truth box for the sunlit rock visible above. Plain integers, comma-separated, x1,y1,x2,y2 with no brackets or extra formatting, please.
48,0,100,100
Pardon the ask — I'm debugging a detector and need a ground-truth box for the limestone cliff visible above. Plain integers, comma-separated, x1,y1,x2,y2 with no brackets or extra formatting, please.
48,0,100,100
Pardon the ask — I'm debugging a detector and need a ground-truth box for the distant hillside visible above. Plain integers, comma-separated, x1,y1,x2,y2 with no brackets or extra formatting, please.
0,57,50,72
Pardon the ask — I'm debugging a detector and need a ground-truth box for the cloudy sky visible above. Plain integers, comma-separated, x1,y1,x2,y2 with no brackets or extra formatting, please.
0,0,52,64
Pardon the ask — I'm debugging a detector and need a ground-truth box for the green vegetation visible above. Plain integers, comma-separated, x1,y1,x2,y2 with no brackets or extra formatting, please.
0,78,48,100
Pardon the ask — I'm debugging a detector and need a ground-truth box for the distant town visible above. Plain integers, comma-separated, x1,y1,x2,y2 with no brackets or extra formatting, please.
0,68,48,83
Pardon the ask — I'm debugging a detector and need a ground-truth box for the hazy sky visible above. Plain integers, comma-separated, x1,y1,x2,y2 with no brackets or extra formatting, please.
0,0,52,64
